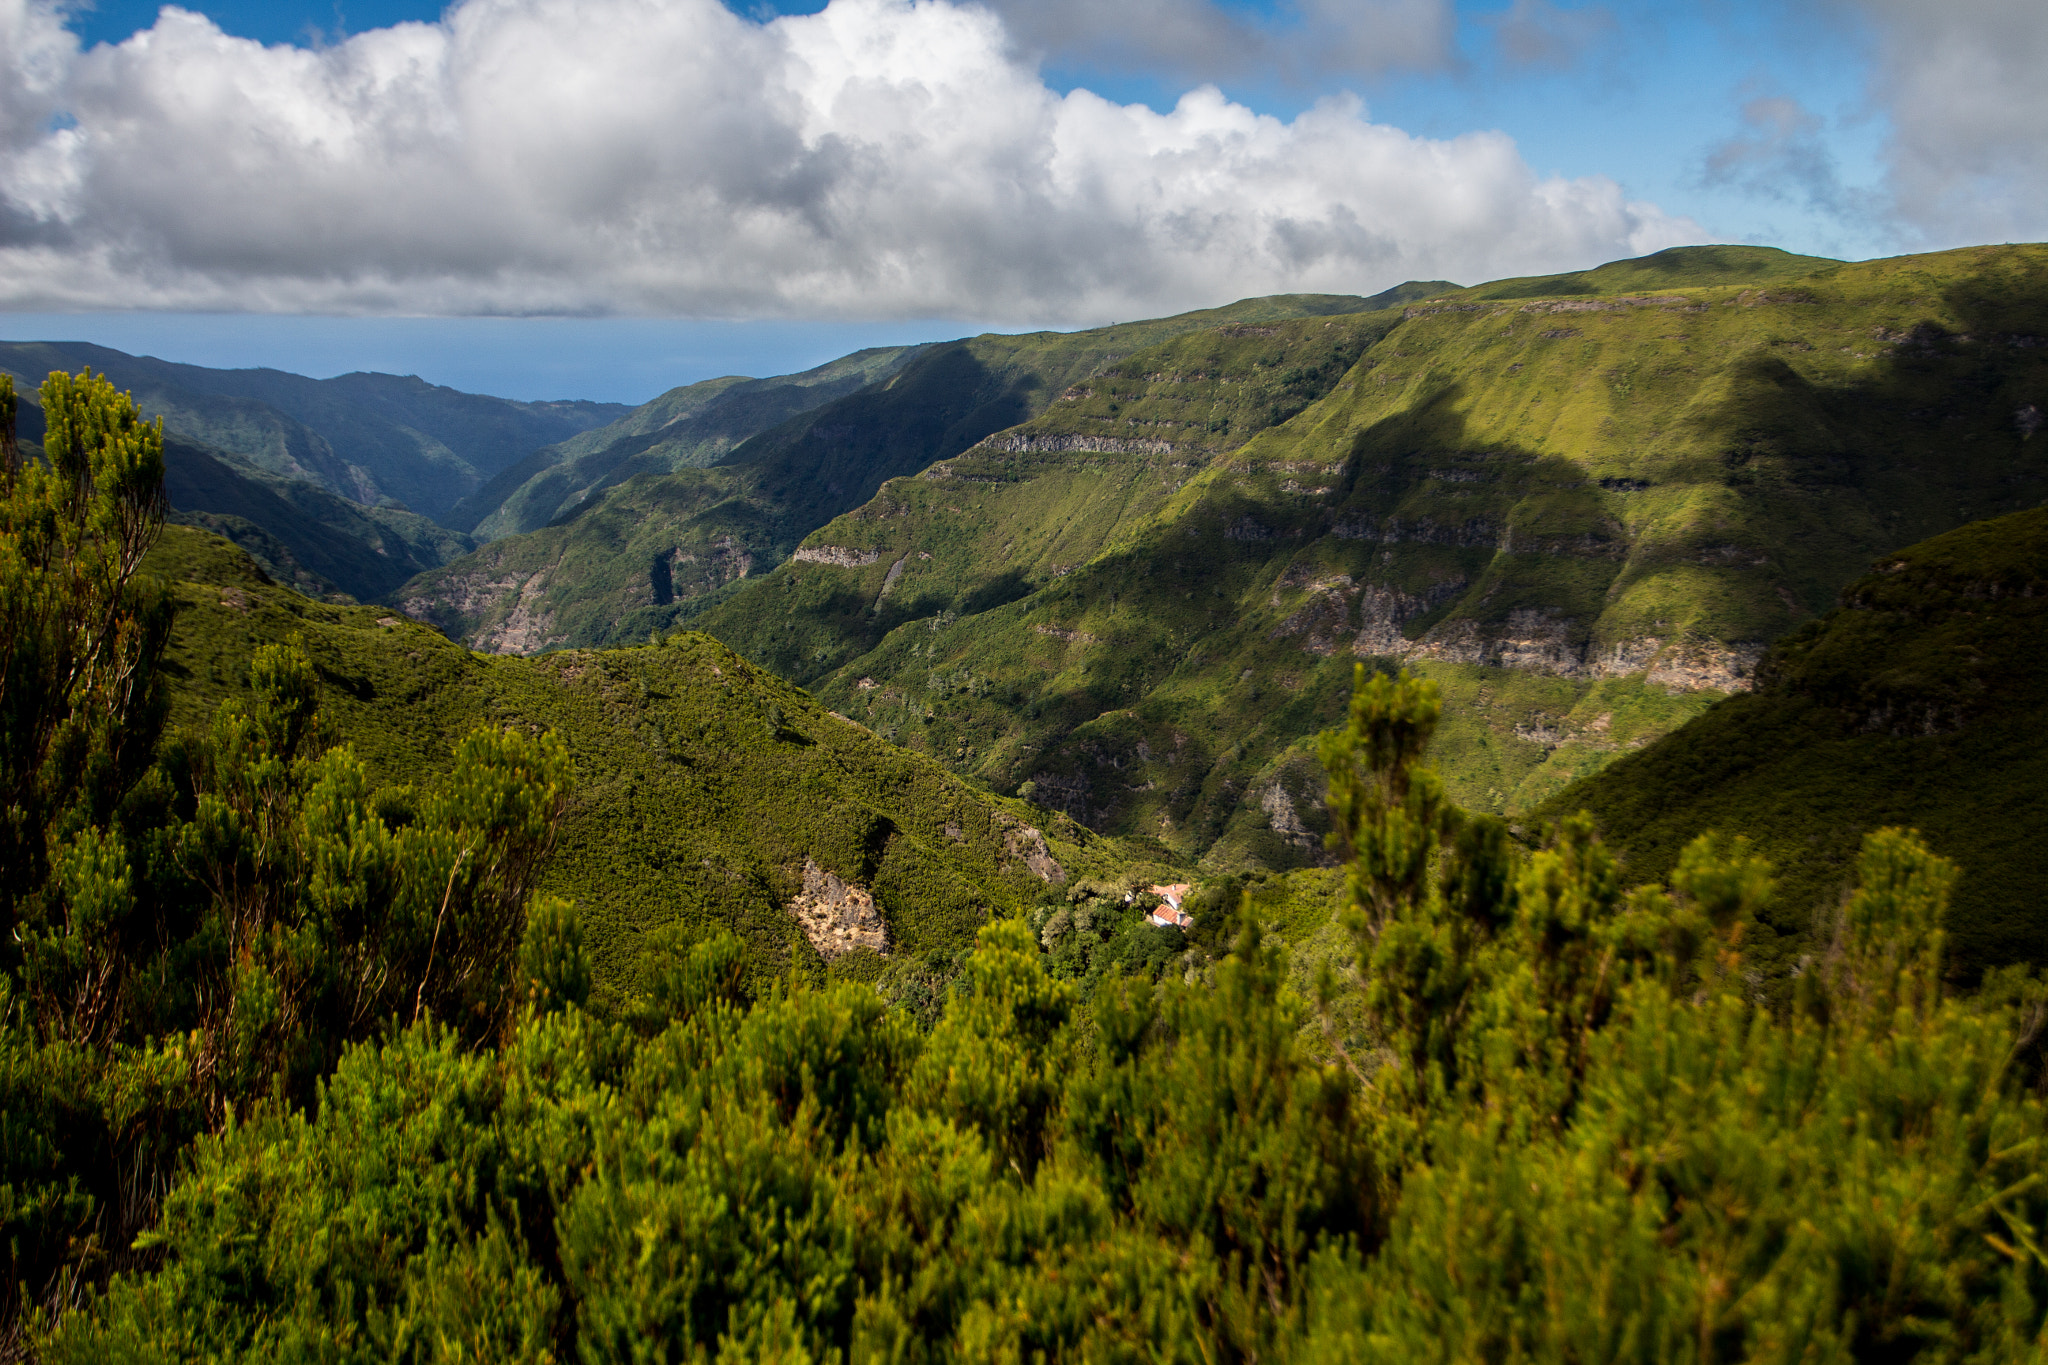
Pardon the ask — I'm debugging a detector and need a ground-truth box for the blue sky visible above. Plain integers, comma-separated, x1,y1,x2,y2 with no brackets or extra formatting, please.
3,0,2035,402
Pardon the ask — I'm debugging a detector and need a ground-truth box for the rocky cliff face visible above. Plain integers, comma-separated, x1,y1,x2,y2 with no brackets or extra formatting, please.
395,555,567,655
787,859,889,960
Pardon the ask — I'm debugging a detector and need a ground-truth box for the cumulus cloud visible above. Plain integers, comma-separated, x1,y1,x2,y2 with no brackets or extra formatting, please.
0,0,1700,320
1839,0,2048,245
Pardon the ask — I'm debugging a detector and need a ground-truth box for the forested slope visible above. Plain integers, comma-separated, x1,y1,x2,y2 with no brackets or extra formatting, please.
1542,504,2048,981
147,525,1151,994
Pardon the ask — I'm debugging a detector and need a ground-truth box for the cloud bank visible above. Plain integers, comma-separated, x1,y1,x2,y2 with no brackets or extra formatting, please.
1844,0,2048,246
0,0,1699,321
981,0,1457,88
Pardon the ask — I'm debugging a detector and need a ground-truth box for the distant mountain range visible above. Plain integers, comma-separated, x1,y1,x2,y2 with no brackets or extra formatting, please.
0,341,630,599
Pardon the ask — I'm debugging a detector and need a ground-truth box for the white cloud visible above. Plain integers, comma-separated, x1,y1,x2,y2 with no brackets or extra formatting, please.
0,0,1700,321
1840,0,2048,245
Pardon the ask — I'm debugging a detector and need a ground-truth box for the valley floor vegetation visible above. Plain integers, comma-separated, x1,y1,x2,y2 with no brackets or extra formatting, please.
6,368,2048,1361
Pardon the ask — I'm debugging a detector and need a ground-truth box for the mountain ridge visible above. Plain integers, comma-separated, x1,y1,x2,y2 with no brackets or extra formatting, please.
393,290,1390,651
678,242,2047,870
450,345,924,538
0,341,628,521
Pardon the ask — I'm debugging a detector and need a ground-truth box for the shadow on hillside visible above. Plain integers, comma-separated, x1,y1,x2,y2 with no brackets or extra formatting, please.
727,341,1041,536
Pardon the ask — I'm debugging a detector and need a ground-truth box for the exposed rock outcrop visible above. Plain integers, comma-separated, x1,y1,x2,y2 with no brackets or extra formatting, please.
399,566,566,655
1259,780,1317,853
1271,586,1764,693
876,556,908,598
996,813,1067,882
1405,609,1586,675
787,859,888,960
669,536,754,592
977,433,1178,456
1396,615,1762,692
1333,514,1501,548
1643,639,1765,692
791,545,881,568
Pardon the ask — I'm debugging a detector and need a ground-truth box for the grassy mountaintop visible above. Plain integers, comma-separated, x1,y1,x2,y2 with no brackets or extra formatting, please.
686,242,2048,872
393,291,1387,652
1541,504,2048,982
1451,243,1840,301
145,525,1164,1000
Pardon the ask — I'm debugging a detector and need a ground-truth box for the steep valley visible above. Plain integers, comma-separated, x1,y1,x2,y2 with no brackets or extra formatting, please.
450,345,924,539
392,290,1419,651
684,243,2048,871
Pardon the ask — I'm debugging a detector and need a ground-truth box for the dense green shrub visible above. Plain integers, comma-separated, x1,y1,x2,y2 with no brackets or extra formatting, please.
29,661,2048,1361
0,373,571,1346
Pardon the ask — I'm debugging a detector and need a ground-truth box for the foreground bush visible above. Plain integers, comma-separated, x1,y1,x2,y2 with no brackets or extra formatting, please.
35,668,2048,1363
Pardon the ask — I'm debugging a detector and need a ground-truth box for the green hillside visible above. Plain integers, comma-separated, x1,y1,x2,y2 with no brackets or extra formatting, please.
686,243,2048,872
0,341,626,521
394,291,1383,651
697,306,1409,679
1540,505,2048,983
454,346,920,538
1452,243,1840,301
147,525,1162,1000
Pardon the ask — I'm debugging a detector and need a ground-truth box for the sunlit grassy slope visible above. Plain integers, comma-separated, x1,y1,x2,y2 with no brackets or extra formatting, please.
392,291,1396,651
1539,505,2048,983
690,243,2048,872
146,525,1164,1000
